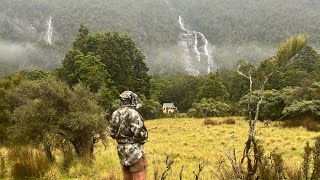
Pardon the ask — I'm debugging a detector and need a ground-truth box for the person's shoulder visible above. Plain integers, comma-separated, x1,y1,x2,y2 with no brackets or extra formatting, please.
127,108,142,120
111,108,121,117
126,108,139,114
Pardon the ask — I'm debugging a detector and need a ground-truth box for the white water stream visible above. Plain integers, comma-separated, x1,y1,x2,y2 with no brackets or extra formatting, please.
45,16,53,45
178,16,216,74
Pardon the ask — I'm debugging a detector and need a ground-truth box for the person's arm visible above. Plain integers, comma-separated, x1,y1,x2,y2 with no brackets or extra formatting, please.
109,111,119,139
130,110,148,144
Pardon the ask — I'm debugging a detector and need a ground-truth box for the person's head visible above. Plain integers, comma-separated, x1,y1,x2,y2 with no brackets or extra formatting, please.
120,91,141,109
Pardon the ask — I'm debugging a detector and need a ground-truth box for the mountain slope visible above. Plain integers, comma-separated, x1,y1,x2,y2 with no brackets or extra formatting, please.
0,0,320,74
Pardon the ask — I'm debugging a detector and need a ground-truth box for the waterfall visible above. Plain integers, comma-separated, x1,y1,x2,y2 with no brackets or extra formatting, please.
178,16,216,75
178,16,199,76
193,32,201,62
45,16,53,45
195,31,215,73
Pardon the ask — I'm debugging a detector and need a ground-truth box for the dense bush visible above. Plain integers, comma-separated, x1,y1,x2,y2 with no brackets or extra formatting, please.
283,100,320,121
203,118,218,126
140,99,162,120
7,78,106,159
187,98,230,118
239,90,285,120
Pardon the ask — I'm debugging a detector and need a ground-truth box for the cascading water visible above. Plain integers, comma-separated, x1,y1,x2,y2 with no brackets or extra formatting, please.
178,16,216,75
193,32,201,62
45,16,53,45
178,16,198,75
178,16,199,76
196,31,215,73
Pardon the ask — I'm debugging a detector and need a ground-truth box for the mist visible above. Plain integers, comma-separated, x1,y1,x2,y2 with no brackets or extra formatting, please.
0,41,61,71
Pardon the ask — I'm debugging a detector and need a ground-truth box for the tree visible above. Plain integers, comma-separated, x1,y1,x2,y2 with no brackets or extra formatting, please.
151,75,206,112
197,73,229,102
139,99,162,120
0,73,25,145
229,34,308,179
25,69,51,80
7,78,106,159
266,45,320,89
187,98,230,118
64,26,151,97
283,100,320,120
239,90,285,120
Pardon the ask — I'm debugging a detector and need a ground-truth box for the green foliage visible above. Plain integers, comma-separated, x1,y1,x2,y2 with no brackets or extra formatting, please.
59,26,150,98
283,100,320,120
25,69,51,80
197,73,229,102
6,78,106,158
61,51,112,93
140,99,162,120
257,152,286,180
239,90,285,120
266,45,320,89
151,75,205,112
0,73,25,145
276,34,309,69
218,67,251,102
187,98,230,118
301,137,320,179
308,82,320,100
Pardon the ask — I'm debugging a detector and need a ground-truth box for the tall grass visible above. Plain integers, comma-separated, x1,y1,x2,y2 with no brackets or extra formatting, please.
9,147,49,179
0,118,319,179
0,152,5,179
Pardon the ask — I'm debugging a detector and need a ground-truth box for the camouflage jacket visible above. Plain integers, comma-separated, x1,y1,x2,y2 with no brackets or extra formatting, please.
109,106,148,166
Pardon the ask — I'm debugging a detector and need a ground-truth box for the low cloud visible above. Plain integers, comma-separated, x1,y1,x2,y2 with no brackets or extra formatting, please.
0,41,44,67
0,41,61,70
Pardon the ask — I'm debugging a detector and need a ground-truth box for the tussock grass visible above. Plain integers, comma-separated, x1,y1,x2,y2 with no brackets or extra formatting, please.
9,147,50,179
0,151,6,178
1,117,320,179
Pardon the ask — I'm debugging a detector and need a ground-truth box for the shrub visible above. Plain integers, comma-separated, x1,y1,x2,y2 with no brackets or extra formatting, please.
303,119,320,132
61,145,75,172
302,142,312,179
221,117,236,125
283,100,320,121
9,147,49,179
203,119,219,126
283,117,320,132
7,79,106,158
312,137,320,179
239,89,286,120
299,137,320,179
187,98,231,118
140,99,162,120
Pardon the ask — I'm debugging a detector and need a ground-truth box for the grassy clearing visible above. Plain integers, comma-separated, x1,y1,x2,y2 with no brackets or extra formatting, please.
1,117,320,179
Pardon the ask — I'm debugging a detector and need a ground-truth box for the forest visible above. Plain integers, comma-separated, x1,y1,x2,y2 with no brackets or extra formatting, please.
1,0,320,73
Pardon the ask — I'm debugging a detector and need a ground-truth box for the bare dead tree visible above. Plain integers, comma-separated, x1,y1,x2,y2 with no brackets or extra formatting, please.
229,34,308,179
237,63,253,120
